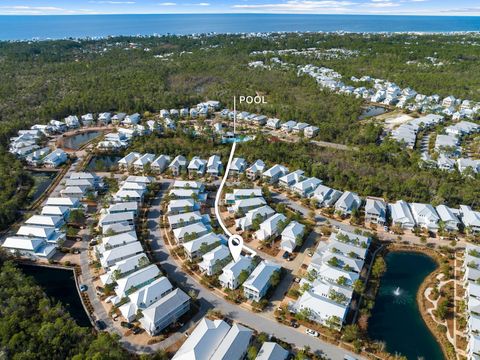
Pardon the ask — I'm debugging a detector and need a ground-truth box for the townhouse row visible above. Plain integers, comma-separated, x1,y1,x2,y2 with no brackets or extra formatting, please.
219,109,320,139
94,175,191,336
117,152,223,177
225,187,306,254
289,229,371,330
165,181,282,303
463,244,480,360
0,171,104,259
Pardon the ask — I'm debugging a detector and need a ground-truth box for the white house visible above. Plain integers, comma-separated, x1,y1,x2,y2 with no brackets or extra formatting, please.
460,205,480,233
167,198,198,215
304,126,319,138
312,185,343,207
364,197,387,225
263,164,289,184
335,191,362,215
255,342,289,360
118,152,141,170
293,177,322,197
173,222,210,244
246,160,266,180
254,213,287,241
172,317,230,360
235,205,275,231
25,214,64,229
1,236,56,260
243,261,281,301
139,288,190,336
198,245,231,276
389,200,416,229
99,241,144,268
279,170,305,189
229,157,247,176
292,290,348,329
167,211,205,230
210,323,253,360
207,155,222,177
169,155,187,176
436,205,461,231
232,197,266,214
219,256,253,290
188,156,207,176
151,155,171,174
410,203,440,231
182,232,224,259
43,149,67,168
99,211,135,228
100,253,149,285
114,264,161,298
118,276,173,322
280,221,305,253
133,153,155,172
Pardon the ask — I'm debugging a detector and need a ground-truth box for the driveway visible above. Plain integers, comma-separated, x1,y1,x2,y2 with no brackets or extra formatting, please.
147,180,359,360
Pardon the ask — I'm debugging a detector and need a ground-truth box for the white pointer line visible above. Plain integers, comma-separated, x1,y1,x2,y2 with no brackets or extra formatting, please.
214,97,256,257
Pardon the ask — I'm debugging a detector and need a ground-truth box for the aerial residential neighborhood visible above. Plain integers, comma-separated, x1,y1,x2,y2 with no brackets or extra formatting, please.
3,8,480,360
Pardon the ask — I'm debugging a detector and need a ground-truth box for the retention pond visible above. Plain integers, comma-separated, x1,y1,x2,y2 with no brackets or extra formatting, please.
368,251,443,359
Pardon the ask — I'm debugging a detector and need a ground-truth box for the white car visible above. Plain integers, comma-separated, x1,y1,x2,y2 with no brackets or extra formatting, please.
305,328,318,337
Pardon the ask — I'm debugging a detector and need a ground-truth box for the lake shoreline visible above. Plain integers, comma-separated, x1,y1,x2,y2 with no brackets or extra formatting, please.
385,245,451,360
15,261,94,328
367,244,445,359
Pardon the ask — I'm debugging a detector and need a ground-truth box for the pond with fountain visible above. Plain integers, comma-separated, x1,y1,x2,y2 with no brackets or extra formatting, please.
368,251,444,359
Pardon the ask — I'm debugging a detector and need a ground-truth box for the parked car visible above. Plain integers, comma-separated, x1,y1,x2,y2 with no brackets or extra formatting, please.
290,320,299,328
121,321,133,329
132,327,142,335
305,328,318,337
79,284,88,292
95,320,106,330
282,251,290,260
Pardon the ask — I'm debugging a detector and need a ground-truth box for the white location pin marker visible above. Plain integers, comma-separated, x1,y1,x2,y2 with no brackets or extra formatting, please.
228,234,243,262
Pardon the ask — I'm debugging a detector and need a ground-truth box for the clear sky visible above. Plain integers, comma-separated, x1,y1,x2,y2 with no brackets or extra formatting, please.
0,0,479,16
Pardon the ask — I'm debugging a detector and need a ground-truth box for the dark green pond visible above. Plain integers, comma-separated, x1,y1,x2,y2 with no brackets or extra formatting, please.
28,171,57,202
19,264,91,328
86,155,121,171
63,131,102,150
368,252,443,360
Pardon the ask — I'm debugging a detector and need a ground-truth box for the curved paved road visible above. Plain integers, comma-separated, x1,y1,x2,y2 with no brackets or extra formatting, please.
147,181,359,360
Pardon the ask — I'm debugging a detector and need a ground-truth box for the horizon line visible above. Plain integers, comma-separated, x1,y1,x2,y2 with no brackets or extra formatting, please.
1,12,480,17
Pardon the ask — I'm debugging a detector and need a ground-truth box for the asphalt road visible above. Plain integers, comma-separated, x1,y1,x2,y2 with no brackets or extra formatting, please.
147,181,359,360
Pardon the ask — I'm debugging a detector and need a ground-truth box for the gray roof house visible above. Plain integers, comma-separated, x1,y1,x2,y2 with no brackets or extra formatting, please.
246,160,266,180
255,342,289,360
280,221,305,253
219,256,253,290
172,317,230,360
243,260,281,302
139,288,190,336
436,205,461,231
262,164,289,184
312,185,343,207
335,191,362,215
410,203,440,231
364,197,387,225
210,323,253,360
389,200,416,229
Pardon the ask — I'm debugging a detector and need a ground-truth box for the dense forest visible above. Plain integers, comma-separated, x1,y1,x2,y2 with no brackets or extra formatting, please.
0,259,133,360
1,32,480,229
237,135,480,208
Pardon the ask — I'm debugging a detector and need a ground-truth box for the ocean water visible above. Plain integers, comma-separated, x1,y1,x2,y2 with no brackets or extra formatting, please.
0,14,480,41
